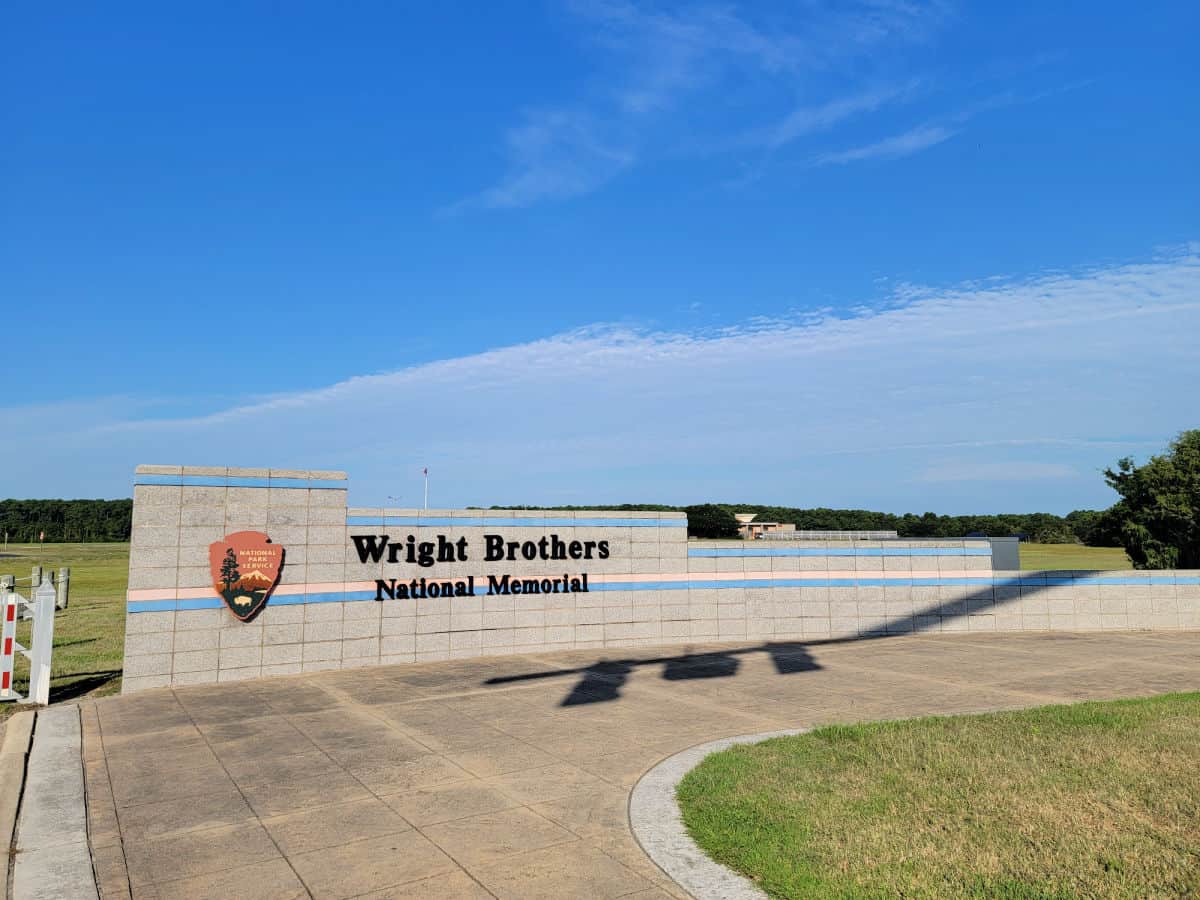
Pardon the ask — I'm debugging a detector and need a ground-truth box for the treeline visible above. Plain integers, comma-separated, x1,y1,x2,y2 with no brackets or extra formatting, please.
0,500,133,543
494,504,1118,545
1,498,1118,546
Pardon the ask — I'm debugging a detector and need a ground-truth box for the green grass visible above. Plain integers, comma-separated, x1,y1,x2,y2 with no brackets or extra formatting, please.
678,693,1200,899
1,542,129,718
1020,542,1132,570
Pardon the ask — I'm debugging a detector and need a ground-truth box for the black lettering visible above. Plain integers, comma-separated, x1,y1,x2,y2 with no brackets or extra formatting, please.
437,535,457,563
583,540,597,559
488,574,510,594
507,540,521,560
522,541,537,561
598,540,610,559
387,542,404,564
569,540,583,560
374,578,396,600
540,579,552,593
521,579,540,593
417,541,435,567
484,534,505,561
352,535,389,564
550,534,568,560
456,536,470,561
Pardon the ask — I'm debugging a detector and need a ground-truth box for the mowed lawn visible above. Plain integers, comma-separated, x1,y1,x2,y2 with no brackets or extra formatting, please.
1019,542,1131,570
678,693,1200,899
1,542,128,719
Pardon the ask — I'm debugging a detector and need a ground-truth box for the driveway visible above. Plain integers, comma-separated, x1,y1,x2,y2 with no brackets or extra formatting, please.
82,631,1200,899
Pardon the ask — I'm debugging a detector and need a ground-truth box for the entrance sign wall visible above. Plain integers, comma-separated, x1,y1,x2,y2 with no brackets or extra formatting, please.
122,465,1200,694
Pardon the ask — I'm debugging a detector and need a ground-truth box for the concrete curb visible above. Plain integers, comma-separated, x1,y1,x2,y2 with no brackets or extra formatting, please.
629,728,810,900
12,706,98,900
1,711,36,900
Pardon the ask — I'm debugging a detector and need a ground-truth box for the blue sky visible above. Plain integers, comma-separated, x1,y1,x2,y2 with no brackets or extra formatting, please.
2,1,1197,512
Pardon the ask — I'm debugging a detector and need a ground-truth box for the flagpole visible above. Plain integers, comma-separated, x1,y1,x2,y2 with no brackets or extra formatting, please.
423,468,429,510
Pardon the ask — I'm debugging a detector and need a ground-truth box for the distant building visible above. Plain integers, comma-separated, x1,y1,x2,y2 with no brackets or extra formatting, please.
733,514,796,540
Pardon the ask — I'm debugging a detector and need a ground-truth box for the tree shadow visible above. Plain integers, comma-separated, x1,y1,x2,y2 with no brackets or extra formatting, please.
483,572,1114,706
487,641,821,707
49,670,122,704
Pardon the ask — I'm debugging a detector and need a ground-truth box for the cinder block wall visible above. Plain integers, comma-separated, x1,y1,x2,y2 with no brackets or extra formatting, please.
122,465,1200,693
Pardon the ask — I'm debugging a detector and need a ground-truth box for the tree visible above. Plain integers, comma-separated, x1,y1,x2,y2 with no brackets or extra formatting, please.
1103,430,1200,569
684,504,740,539
220,549,240,592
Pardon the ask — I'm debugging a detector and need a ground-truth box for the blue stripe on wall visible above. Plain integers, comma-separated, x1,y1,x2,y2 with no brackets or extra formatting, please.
345,516,685,528
128,573,1186,612
134,474,346,489
688,547,991,557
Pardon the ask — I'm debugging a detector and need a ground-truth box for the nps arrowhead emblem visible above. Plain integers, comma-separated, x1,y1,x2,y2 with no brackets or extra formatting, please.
208,531,284,622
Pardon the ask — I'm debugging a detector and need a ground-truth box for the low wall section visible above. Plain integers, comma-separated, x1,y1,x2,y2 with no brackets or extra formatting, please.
122,465,1200,693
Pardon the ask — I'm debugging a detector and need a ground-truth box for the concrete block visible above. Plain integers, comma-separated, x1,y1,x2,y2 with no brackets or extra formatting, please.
302,641,342,663
302,659,343,673
264,624,304,645
124,653,172,677
219,645,263,669
176,566,210,589
219,627,263,649
124,632,173,655
306,506,346,525
304,603,343,623
381,616,416,637
262,644,303,665
304,621,343,642
415,633,450,654
132,504,182,527
451,612,484,631
134,485,182,507
122,674,172,692
129,546,179,569
174,629,219,652
261,663,303,678
381,635,416,656
308,488,348,507
343,638,379,659
127,568,175,591
172,670,218,686
125,611,175,634
343,617,381,640
173,650,218,673
260,604,305,625
416,614,450,633
218,667,262,683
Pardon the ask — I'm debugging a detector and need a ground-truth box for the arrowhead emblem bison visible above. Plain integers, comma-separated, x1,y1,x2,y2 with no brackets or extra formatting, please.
208,531,284,622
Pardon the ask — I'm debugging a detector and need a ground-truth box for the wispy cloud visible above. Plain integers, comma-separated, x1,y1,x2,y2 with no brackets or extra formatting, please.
915,462,1077,483
814,123,957,164
456,1,953,209
6,247,1198,511
461,110,635,210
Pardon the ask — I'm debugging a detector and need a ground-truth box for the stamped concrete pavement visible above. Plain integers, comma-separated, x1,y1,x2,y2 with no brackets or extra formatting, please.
81,631,1200,899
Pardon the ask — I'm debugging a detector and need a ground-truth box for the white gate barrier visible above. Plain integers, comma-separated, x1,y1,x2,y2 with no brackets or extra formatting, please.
1,575,62,705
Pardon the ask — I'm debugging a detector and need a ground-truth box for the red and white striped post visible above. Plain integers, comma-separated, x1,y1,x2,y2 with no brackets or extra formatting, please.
1,578,18,701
